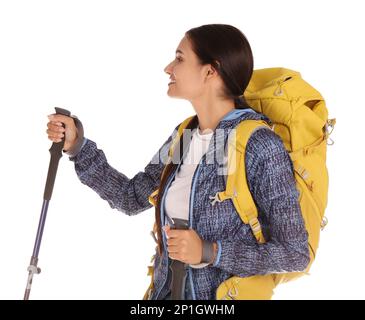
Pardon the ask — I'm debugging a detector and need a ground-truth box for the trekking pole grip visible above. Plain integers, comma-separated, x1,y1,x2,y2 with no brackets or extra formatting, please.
169,218,189,300
43,107,71,200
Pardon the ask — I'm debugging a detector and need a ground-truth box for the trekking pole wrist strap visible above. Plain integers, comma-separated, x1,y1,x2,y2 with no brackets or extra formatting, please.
201,240,215,264
63,115,85,157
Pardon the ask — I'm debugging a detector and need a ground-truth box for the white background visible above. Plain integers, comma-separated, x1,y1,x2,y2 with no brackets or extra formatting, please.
0,0,363,300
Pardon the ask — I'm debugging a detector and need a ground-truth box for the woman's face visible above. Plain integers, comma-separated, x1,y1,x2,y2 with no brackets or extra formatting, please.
164,35,211,102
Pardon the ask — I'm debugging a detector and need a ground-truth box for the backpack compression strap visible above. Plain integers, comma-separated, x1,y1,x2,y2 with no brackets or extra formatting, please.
210,120,273,244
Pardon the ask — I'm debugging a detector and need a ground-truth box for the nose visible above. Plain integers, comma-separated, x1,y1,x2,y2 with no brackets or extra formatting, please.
164,61,173,75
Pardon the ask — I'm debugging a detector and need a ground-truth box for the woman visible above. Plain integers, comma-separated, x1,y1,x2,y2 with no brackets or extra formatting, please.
46,24,309,300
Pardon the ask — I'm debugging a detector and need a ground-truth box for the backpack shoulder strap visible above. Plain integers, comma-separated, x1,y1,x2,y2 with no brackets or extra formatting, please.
168,115,195,158
148,115,195,207
212,119,272,244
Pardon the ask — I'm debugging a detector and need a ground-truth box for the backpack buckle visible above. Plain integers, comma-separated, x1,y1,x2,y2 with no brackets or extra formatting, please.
248,217,262,234
325,118,336,136
321,216,328,230
209,192,223,206
148,189,159,207
325,118,336,146
227,285,239,299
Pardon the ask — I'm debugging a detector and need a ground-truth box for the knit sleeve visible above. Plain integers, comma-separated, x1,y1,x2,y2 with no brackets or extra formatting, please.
212,128,310,276
68,124,179,216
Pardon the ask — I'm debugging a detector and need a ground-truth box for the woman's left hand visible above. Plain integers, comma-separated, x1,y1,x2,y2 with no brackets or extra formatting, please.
163,225,202,264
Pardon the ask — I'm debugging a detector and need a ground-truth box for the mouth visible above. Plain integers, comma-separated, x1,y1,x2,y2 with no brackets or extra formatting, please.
168,81,176,86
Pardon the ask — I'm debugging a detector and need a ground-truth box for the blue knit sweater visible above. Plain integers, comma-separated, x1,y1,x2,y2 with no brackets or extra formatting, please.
68,108,310,300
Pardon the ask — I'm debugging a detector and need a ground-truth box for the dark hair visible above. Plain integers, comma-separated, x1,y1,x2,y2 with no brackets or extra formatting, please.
155,24,254,257
186,24,254,109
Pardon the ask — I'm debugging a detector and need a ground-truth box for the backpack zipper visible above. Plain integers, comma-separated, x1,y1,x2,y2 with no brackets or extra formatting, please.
274,75,294,96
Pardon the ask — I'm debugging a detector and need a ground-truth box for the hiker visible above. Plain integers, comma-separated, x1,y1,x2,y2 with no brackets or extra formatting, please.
46,24,311,300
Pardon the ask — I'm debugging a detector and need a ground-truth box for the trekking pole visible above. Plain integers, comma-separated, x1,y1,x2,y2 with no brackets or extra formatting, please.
169,218,189,300
23,107,71,300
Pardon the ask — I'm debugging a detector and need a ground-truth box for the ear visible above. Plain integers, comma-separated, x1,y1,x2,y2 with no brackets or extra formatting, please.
206,66,217,77
207,60,220,76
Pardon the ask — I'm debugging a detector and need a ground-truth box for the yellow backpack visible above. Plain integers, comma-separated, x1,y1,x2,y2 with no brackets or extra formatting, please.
144,67,336,300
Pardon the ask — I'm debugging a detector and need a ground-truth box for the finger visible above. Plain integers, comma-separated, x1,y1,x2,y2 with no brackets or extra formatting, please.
166,238,179,246
47,113,74,126
47,122,66,132
163,225,171,239
166,229,185,239
46,128,64,137
163,226,174,238
46,128,65,140
168,253,180,260
167,245,179,254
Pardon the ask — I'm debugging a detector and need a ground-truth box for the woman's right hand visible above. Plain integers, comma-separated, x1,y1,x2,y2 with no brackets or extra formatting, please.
46,114,78,152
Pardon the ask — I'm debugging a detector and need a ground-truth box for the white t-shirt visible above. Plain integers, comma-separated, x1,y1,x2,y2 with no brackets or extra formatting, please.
164,126,214,268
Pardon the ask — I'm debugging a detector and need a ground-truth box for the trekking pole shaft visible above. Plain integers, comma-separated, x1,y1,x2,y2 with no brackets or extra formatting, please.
24,154,61,300
170,260,188,300
32,200,50,257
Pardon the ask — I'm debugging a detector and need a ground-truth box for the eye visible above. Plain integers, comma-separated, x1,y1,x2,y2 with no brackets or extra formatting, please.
175,56,183,62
